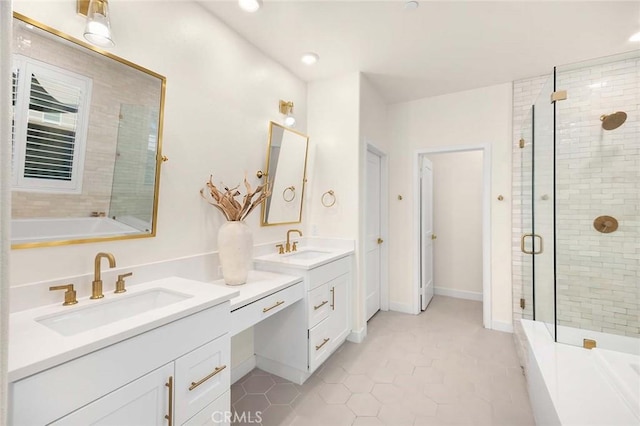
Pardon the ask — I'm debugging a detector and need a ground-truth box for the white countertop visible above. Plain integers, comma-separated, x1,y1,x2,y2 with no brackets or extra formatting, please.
9,277,238,382
209,270,302,310
253,246,354,270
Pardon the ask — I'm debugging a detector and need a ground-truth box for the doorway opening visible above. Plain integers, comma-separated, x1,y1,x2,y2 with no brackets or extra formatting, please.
413,145,492,328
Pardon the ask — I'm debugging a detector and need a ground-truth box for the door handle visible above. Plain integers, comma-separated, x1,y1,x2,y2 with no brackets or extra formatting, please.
521,233,543,255
431,234,437,240
377,238,383,244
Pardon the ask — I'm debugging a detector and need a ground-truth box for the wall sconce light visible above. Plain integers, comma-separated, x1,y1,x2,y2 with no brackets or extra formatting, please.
279,100,296,127
77,0,114,48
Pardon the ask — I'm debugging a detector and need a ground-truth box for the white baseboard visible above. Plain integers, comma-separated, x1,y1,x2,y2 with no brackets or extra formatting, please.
347,326,367,343
389,301,414,314
231,355,256,384
434,287,483,301
255,356,309,385
492,320,514,333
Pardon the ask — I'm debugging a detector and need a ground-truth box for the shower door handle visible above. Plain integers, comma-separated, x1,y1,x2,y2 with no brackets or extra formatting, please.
521,233,544,255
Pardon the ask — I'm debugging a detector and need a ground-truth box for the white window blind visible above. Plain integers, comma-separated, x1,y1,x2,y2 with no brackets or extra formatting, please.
12,55,92,193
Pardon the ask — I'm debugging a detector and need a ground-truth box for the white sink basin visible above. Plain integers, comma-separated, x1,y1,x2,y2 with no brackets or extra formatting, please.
283,250,330,260
36,288,192,336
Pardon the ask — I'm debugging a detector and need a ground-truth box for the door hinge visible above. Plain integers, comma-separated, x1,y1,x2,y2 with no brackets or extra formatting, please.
550,90,567,103
519,138,525,149
520,298,526,309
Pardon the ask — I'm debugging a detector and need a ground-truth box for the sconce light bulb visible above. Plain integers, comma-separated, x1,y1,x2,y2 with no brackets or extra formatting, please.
238,0,262,12
301,52,320,65
284,114,296,127
630,31,640,42
84,17,114,47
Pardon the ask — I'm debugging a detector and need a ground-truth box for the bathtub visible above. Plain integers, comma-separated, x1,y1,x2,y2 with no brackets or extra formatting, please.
12,217,142,244
521,319,639,426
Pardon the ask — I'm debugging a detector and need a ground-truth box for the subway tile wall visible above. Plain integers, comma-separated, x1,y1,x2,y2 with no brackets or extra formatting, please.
555,56,639,338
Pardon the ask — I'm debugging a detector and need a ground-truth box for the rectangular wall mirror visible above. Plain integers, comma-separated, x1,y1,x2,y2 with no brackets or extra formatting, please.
261,122,309,226
11,13,166,249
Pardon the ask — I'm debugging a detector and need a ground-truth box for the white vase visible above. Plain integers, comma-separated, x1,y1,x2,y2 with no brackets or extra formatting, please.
217,221,253,285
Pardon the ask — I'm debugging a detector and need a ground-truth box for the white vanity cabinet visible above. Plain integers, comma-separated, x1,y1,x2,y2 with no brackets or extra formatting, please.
254,253,353,383
10,302,232,426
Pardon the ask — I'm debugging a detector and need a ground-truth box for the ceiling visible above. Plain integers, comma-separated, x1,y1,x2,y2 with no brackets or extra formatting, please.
200,1,640,104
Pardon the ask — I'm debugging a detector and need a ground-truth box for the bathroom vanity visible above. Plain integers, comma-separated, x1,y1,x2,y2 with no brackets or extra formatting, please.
252,244,354,384
8,277,238,425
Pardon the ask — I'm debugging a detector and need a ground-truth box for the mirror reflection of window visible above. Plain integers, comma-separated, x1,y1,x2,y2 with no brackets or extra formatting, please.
11,54,92,194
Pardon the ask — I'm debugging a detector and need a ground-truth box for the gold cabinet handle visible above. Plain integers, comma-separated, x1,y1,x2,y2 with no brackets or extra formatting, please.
314,300,328,310
431,234,437,240
377,237,384,244
330,287,335,310
165,376,173,426
315,338,330,351
188,365,227,391
263,300,285,313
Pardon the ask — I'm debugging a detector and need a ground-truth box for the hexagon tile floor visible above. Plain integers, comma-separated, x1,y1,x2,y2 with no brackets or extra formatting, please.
231,296,535,426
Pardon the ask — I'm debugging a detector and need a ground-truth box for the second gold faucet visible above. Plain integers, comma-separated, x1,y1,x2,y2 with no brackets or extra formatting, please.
92,252,116,299
285,229,302,253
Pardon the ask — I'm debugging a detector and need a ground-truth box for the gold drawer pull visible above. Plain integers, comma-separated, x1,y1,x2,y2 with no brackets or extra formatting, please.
314,300,328,310
315,337,330,351
263,300,285,313
188,365,227,391
165,376,173,426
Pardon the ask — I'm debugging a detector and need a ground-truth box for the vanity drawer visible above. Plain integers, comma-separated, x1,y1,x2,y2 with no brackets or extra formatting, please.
174,334,230,425
230,282,304,336
307,283,331,328
308,318,332,372
183,390,231,426
307,256,351,291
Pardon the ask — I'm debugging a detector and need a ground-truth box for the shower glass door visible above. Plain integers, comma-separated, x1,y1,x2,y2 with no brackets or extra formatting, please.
518,108,534,320
532,74,556,338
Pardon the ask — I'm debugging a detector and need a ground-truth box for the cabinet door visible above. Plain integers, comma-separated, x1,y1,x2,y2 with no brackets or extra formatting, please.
174,334,230,425
51,363,173,426
327,273,350,352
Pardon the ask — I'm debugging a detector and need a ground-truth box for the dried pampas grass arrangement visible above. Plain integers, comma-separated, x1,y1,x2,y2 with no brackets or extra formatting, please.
200,175,271,221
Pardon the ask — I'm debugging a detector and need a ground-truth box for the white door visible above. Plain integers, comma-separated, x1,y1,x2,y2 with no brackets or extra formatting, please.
420,157,434,310
365,150,382,320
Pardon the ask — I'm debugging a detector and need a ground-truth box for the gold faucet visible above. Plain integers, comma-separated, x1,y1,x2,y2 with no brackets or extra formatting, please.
91,252,116,299
285,229,302,253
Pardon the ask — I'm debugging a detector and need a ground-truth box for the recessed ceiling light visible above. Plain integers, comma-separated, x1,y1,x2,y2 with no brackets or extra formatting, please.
238,0,262,13
630,31,640,42
301,52,320,65
404,1,419,10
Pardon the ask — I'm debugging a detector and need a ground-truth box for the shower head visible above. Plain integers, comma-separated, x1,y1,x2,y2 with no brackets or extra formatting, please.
600,111,627,131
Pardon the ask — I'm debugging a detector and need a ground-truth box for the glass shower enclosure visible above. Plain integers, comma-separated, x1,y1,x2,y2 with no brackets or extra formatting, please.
520,50,639,352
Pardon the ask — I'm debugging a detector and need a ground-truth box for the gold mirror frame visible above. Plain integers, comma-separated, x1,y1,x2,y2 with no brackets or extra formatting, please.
260,122,309,226
11,13,166,249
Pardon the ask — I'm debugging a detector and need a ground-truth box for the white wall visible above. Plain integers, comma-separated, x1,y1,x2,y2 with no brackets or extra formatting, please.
306,72,361,334
10,1,308,286
359,74,389,330
387,83,514,328
429,151,483,296
0,2,12,423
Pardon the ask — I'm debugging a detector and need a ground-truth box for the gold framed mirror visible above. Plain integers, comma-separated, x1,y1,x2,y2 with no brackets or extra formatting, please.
11,13,166,249
260,122,309,226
